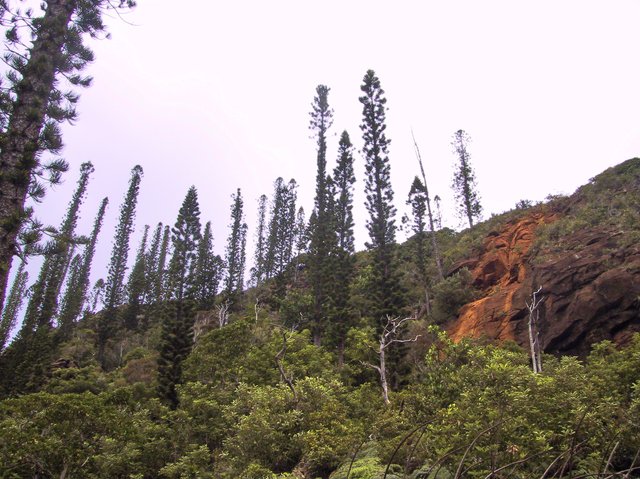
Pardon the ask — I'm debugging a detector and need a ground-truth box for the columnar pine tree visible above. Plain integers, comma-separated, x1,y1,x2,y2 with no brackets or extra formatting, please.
8,162,93,384
123,225,149,330
167,187,202,302
407,177,432,315
360,69,403,324
157,299,194,409
152,225,171,304
0,1,136,313
264,178,297,279
192,221,224,310
251,194,268,286
0,262,28,350
330,131,356,362
281,179,298,271
57,197,108,337
451,129,482,228
224,188,247,302
237,222,247,295
144,223,163,301
307,85,335,345
98,165,143,366
25,161,94,332
20,259,50,336
158,187,202,408
56,253,81,338
294,206,307,257
333,131,356,253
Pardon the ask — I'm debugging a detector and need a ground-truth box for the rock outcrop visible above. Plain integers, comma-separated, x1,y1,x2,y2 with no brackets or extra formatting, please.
447,211,640,356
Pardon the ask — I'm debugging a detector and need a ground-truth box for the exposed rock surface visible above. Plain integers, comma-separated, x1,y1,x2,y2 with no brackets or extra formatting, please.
447,211,640,356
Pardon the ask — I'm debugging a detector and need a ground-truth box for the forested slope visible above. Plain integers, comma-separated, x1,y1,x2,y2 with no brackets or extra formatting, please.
1,159,640,478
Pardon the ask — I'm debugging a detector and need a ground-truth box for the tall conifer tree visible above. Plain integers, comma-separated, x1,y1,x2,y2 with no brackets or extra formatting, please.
261,178,298,283
0,263,28,350
192,221,224,309
144,223,163,302
330,131,356,361
307,85,335,345
294,206,307,257
123,225,149,330
4,163,93,388
251,194,268,286
359,69,403,324
98,165,143,366
0,1,136,314
57,197,107,336
224,188,247,301
407,177,432,315
167,187,202,302
158,187,202,408
57,253,81,339
451,129,482,228
281,179,297,271
24,162,94,332
153,225,171,304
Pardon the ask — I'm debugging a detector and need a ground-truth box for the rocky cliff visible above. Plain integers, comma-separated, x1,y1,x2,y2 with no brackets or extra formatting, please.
446,158,640,356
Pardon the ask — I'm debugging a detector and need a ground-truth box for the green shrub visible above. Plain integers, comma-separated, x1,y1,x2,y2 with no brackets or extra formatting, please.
431,269,477,324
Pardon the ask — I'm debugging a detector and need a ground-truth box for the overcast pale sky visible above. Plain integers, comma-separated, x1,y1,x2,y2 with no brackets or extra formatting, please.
31,0,640,289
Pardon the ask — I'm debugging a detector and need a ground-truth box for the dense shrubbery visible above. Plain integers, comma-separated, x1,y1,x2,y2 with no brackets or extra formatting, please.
2,320,639,478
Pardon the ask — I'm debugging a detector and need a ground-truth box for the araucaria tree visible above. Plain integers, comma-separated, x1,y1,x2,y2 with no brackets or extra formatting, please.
224,188,247,303
167,187,202,301
407,177,432,315
331,130,356,361
147,224,170,305
98,165,143,365
451,129,482,228
1,159,96,390
360,70,403,323
264,178,297,279
57,196,108,338
192,221,224,310
0,259,28,350
308,84,336,345
23,161,94,333
144,223,164,304
123,225,149,330
251,194,268,286
158,187,202,408
0,0,136,314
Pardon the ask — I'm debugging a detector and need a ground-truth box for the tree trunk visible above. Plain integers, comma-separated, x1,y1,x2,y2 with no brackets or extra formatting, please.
379,343,389,405
0,0,77,311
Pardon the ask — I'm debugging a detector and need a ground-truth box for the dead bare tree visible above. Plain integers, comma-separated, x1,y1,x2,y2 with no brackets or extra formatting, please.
526,286,544,373
362,316,420,405
216,300,230,328
192,311,214,343
274,328,297,403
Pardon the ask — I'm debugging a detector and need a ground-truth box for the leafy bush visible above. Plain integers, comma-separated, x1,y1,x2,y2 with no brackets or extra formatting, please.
431,268,477,323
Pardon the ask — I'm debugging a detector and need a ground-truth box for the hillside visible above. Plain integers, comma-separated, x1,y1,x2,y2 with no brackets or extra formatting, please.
445,157,640,355
1,159,640,478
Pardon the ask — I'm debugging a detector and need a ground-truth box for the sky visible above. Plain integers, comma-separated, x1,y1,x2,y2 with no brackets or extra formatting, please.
22,0,640,293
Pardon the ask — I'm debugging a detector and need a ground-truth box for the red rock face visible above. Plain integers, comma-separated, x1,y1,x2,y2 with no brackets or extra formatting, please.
447,212,553,344
446,212,640,356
